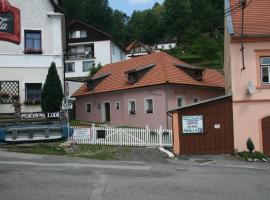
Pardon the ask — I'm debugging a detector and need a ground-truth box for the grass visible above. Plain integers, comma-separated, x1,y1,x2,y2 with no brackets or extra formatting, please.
237,151,268,161
0,142,131,160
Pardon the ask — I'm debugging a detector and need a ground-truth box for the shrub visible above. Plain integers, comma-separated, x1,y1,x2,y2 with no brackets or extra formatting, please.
247,138,255,153
41,62,64,112
237,151,267,161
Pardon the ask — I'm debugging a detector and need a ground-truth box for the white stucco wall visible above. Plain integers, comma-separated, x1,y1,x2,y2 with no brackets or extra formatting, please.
0,0,64,113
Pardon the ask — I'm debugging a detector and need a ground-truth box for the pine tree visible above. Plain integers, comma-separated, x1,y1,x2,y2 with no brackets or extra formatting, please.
41,62,64,112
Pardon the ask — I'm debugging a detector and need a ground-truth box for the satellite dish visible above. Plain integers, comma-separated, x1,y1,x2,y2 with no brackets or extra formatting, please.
247,81,256,95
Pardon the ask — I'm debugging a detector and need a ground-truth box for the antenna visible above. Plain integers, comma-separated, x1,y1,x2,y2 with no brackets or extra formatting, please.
247,81,256,95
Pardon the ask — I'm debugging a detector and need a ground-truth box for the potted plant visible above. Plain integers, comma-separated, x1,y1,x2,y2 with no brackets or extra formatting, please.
146,109,153,114
129,110,136,115
24,48,43,54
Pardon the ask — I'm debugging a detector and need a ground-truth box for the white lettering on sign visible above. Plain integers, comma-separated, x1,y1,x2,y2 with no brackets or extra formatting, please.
21,112,60,120
0,17,9,31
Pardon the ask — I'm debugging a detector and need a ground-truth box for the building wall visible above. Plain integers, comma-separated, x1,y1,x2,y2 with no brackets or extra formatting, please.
75,85,224,129
230,41,270,152
224,24,232,94
111,42,125,63
0,68,63,113
0,0,64,113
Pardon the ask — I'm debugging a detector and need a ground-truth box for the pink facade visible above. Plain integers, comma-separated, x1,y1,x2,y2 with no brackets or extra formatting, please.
75,84,224,129
225,39,270,152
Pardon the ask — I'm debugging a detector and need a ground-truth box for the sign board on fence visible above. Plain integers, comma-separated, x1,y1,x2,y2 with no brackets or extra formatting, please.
73,128,91,138
182,115,203,134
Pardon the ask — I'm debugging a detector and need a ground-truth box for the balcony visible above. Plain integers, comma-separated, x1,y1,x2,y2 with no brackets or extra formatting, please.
66,52,95,60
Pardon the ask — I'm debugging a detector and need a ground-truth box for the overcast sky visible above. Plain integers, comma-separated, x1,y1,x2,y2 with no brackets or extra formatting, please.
108,0,164,16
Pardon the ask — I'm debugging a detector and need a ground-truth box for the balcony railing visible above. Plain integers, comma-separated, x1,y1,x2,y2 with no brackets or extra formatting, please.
66,52,95,60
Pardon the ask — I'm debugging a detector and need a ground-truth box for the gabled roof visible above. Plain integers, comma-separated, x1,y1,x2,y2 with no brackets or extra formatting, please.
226,0,270,37
126,40,152,53
72,51,224,97
68,20,125,51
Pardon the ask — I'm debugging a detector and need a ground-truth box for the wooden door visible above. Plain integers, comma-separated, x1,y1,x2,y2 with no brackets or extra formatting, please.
105,103,111,122
262,117,270,157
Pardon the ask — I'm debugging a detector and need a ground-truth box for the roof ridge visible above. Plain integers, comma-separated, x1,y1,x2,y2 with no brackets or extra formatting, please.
160,52,169,83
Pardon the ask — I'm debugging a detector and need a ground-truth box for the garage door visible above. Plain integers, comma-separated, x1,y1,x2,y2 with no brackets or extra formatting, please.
262,117,270,157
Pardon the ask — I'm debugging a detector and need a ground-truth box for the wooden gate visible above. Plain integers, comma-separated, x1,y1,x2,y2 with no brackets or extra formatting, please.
262,116,270,157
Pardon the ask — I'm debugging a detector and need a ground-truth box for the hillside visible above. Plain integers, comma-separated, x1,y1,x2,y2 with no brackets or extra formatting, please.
62,0,224,69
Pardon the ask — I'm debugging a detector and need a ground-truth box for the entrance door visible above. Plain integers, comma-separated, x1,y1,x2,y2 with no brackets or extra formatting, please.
262,117,270,157
105,103,111,122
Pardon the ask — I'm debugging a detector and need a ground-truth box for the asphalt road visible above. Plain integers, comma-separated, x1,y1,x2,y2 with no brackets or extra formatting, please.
0,150,269,200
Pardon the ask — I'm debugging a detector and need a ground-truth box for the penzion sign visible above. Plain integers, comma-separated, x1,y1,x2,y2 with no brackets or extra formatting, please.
0,0,20,44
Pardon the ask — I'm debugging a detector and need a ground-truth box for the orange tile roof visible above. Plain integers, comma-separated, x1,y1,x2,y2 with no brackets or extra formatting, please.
72,51,224,97
229,0,270,36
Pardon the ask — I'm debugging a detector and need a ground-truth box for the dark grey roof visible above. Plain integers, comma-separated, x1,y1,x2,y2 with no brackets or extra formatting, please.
168,94,232,113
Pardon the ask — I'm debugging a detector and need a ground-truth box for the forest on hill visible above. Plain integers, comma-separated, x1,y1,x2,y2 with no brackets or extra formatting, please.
61,0,224,69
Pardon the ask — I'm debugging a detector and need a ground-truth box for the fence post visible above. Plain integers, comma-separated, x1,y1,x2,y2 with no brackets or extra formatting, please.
120,128,123,146
146,125,149,146
92,123,96,145
159,126,163,147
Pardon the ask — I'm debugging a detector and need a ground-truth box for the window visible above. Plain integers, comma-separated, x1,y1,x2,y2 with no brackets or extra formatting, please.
80,30,87,38
65,62,75,73
70,47,77,54
261,57,270,84
24,30,42,53
193,97,201,103
169,45,172,49
128,73,138,84
145,98,153,114
25,83,42,103
128,100,136,115
86,104,91,113
177,97,185,108
115,101,120,110
83,61,95,72
69,30,87,39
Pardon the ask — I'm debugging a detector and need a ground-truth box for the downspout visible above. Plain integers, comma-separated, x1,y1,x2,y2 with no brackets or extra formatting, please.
165,85,169,129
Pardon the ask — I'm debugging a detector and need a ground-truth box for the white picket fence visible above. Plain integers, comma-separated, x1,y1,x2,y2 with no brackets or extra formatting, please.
69,125,172,147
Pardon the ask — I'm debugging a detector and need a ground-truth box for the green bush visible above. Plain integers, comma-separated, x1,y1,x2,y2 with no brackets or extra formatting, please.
237,151,267,161
41,62,64,112
247,138,255,153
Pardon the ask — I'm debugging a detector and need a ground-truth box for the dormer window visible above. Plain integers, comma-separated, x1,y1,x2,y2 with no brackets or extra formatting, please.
175,64,204,82
128,73,138,84
125,64,155,85
194,70,203,81
86,73,111,90
69,30,87,39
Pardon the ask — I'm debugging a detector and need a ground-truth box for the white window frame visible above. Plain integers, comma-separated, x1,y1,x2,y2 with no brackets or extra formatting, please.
144,98,154,114
128,99,136,115
82,61,95,72
260,57,270,84
193,97,201,104
176,96,185,108
65,62,75,73
115,101,120,110
85,103,91,113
